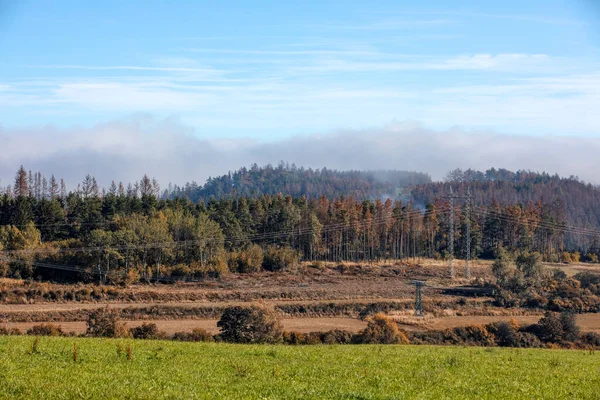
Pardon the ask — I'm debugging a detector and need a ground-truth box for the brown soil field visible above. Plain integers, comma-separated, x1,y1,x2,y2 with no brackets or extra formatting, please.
1,259,599,337
3,317,367,335
0,259,492,305
6,314,600,336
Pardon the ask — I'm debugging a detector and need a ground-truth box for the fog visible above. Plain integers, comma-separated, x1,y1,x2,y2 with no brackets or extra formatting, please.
1,116,598,189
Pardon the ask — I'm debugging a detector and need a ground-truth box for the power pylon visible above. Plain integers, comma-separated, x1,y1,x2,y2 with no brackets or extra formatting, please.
444,186,474,280
444,187,457,279
412,280,428,316
465,187,473,280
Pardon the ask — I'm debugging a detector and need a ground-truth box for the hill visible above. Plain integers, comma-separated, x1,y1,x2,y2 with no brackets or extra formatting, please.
411,168,600,232
168,163,432,202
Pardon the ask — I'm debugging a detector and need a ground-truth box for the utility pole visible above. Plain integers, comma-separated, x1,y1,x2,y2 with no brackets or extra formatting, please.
412,280,427,316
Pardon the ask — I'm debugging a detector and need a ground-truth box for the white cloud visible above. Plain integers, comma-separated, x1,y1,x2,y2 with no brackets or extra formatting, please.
0,116,598,190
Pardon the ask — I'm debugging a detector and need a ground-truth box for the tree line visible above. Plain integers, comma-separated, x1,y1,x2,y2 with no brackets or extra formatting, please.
0,165,597,282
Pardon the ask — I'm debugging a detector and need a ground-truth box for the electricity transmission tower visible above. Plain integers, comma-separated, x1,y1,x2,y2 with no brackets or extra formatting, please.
465,187,473,280
444,187,458,279
412,280,427,316
444,186,473,280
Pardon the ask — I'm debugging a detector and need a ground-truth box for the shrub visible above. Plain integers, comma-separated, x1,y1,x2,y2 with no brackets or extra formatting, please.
516,252,544,282
0,326,22,335
262,245,300,271
321,330,354,344
86,306,129,338
492,249,512,284
172,328,214,342
579,332,600,348
559,312,580,342
552,268,568,280
514,332,543,348
283,331,306,345
456,325,495,346
235,245,264,273
574,272,600,289
26,323,64,337
355,313,409,344
584,253,599,263
217,304,283,343
129,323,160,339
487,322,518,347
534,311,565,343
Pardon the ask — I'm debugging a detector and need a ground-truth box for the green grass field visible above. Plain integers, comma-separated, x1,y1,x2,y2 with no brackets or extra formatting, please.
0,337,598,399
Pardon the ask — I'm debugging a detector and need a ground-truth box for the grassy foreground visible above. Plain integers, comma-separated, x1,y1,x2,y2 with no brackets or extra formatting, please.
0,337,598,399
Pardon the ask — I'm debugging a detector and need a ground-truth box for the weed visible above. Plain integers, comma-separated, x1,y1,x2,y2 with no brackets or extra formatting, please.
73,343,78,363
31,337,39,354
445,355,460,368
233,363,249,377
125,345,133,361
266,349,277,358
116,343,123,356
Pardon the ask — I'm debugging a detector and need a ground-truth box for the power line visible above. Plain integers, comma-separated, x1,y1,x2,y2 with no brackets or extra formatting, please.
1,208,446,257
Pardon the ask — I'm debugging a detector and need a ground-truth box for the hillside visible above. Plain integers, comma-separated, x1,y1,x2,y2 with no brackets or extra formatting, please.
411,168,600,231
168,163,432,202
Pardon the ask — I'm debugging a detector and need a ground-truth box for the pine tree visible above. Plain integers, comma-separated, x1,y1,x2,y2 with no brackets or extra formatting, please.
60,179,67,199
13,166,29,197
49,175,60,200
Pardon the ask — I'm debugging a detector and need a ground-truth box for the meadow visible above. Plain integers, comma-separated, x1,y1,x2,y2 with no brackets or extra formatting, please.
0,336,598,399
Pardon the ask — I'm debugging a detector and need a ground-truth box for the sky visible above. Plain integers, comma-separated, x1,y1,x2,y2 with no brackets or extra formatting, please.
1,0,600,187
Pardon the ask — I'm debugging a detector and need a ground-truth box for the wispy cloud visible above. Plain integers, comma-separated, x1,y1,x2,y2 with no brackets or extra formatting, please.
1,50,597,136
311,18,457,31
25,64,221,74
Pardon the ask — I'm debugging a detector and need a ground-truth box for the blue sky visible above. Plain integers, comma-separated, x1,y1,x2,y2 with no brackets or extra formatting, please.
1,0,599,140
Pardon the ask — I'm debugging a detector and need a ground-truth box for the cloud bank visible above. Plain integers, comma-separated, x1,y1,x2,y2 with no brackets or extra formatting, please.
1,116,598,189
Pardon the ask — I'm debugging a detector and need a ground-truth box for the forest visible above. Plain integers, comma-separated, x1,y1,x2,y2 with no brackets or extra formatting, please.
1,164,598,283
167,163,432,201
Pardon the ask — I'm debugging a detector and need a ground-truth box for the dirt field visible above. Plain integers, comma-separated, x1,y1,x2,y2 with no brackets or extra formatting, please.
1,260,599,336
3,317,368,335
6,314,600,336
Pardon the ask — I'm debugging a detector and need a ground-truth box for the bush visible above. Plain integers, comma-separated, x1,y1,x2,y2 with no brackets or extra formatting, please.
528,311,581,343
355,313,409,344
282,330,354,345
560,312,580,342
130,323,160,339
283,331,306,345
492,249,512,284
172,328,214,342
262,245,300,271
322,330,354,344
454,325,495,346
516,252,544,282
487,322,518,347
0,326,22,335
579,332,600,348
217,304,283,343
514,332,543,348
574,272,600,289
26,323,64,337
235,245,264,273
86,306,129,338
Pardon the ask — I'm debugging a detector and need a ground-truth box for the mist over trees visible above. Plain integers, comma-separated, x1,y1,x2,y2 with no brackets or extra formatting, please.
166,163,432,202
